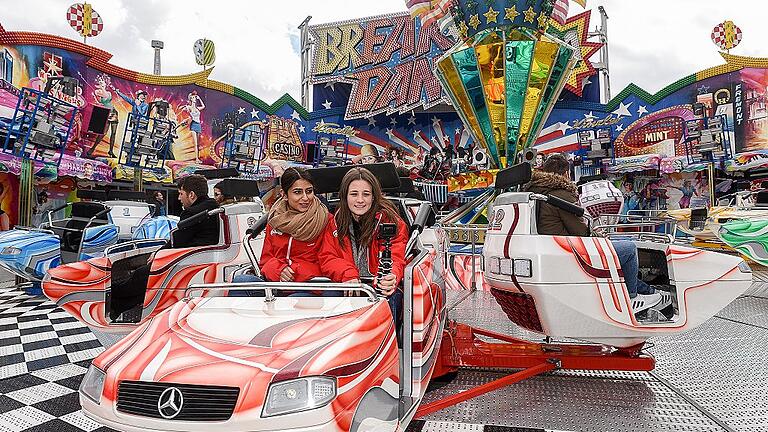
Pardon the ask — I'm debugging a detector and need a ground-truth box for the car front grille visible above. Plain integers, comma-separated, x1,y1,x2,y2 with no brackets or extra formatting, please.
117,381,240,421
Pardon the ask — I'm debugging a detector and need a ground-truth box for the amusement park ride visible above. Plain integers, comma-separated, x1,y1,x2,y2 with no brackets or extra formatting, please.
25,1,753,429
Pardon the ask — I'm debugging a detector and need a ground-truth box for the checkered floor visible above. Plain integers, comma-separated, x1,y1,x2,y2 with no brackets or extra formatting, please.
0,284,552,432
0,287,113,432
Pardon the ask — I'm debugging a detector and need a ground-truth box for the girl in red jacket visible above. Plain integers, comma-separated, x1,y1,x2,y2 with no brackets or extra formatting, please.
320,167,409,321
259,167,336,283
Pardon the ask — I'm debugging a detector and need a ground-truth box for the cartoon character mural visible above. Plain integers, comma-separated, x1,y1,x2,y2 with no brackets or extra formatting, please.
616,172,708,213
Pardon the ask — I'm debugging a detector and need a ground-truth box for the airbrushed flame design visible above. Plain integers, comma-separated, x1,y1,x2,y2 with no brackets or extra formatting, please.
715,218,768,267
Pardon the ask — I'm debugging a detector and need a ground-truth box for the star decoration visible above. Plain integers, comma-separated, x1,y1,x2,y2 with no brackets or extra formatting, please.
637,105,649,116
612,102,633,118
322,100,332,110
616,124,624,132
251,109,260,119
697,85,710,95
457,21,469,37
484,7,499,24
537,12,549,29
390,117,397,127
316,119,326,128
408,115,417,125
468,14,481,30
504,6,519,21
298,125,305,133
413,130,422,140
324,81,336,92
291,110,301,120
237,107,246,115
386,128,395,139
546,11,605,97
584,111,597,121
523,6,536,23
367,117,377,127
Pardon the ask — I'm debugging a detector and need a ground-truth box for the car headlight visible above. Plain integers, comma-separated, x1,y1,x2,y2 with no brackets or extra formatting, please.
262,376,336,417
2,246,21,255
80,365,106,404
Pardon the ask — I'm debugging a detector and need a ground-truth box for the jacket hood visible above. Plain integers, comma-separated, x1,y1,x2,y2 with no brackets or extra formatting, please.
525,171,578,196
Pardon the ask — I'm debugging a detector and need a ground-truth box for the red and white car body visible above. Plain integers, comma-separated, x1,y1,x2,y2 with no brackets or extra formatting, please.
484,192,753,348
42,201,265,333
75,200,448,432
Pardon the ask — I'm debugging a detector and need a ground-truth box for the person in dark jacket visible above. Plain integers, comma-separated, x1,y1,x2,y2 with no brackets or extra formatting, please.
172,174,220,247
525,153,663,315
110,175,219,319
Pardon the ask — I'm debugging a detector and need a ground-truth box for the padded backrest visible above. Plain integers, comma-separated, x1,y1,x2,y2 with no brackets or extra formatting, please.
689,207,708,230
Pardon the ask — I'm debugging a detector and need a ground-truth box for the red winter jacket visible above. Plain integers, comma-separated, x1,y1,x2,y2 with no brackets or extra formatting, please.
259,213,336,282
319,212,409,285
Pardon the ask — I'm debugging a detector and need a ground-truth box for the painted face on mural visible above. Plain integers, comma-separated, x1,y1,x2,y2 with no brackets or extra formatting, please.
286,179,314,213
347,179,373,219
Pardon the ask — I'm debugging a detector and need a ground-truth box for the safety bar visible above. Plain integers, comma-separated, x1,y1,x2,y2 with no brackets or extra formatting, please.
185,282,379,303
104,238,167,256
47,202,72,227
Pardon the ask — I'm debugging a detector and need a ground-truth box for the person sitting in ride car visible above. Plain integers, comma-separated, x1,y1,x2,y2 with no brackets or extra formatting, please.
320,167,409,321
110,174,219,319
524,153,662,314
232,168,337,296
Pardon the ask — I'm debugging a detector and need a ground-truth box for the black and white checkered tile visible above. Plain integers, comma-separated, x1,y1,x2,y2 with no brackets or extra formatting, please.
0,285,561,432
0,287,114,432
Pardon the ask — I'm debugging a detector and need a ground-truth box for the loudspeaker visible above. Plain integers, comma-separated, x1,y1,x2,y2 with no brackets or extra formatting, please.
473,148,489,169
523,148,537,164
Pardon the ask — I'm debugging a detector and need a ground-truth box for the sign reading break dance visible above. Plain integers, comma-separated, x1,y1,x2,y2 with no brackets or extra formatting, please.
309,12,454,120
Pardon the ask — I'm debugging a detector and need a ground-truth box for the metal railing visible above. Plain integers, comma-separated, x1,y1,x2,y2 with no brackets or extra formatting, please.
185,282,379,303
592,213,678,244
439,224,486,311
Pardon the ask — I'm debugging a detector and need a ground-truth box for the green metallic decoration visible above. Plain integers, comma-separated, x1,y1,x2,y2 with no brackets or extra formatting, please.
435,22,576,169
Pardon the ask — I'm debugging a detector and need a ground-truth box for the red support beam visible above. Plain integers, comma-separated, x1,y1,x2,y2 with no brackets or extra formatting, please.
415,361,556,418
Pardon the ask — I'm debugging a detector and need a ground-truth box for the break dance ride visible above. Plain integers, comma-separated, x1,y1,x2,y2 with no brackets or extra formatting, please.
42,178,265,332
73,164,448,432
0,190,177,287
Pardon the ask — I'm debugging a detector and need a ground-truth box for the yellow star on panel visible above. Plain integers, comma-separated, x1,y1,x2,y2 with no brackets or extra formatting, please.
484,7,499,24
505,6,520,21
523,6,537,24
458,21,469,37
537,12,550,28
468,14,481,30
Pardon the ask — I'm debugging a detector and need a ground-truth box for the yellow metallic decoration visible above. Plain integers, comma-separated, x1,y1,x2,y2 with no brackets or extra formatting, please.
458,21,469,38
81,3,92,37
469,14,481,30
484,7,500,25
504,6,520,22
523,6,537,24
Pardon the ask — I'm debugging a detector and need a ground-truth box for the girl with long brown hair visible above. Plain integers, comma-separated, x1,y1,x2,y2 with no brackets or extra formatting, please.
320,167,409,319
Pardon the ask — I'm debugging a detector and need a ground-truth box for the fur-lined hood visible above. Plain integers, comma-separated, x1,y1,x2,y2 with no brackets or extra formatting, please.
524,171,578,196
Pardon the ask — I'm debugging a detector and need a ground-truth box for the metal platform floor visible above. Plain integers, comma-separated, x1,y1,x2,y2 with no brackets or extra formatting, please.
422,267,768,432
1,269,768,431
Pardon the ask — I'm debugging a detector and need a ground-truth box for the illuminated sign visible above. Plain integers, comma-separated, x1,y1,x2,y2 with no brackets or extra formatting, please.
267,116,304,162
309,12,454,120
312,121,358,137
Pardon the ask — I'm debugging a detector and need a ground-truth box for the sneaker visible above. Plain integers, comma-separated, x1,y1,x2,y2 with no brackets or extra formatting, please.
651,290,674,311
631,292,662,314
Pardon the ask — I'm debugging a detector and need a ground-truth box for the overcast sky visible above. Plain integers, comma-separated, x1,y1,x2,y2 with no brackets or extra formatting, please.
3,1,768,104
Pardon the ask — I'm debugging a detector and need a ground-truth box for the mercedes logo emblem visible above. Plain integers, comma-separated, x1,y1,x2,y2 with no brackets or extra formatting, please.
157,387,184,419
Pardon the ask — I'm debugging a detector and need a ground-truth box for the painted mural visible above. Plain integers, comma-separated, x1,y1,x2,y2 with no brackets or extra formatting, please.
0,26,308,179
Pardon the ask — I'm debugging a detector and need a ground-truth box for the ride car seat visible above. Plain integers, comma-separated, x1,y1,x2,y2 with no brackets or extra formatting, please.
689,207,708,231
55,202,109,255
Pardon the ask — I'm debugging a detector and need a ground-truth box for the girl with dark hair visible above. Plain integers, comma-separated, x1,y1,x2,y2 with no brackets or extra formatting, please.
320,167,409,320
236,168,336,290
